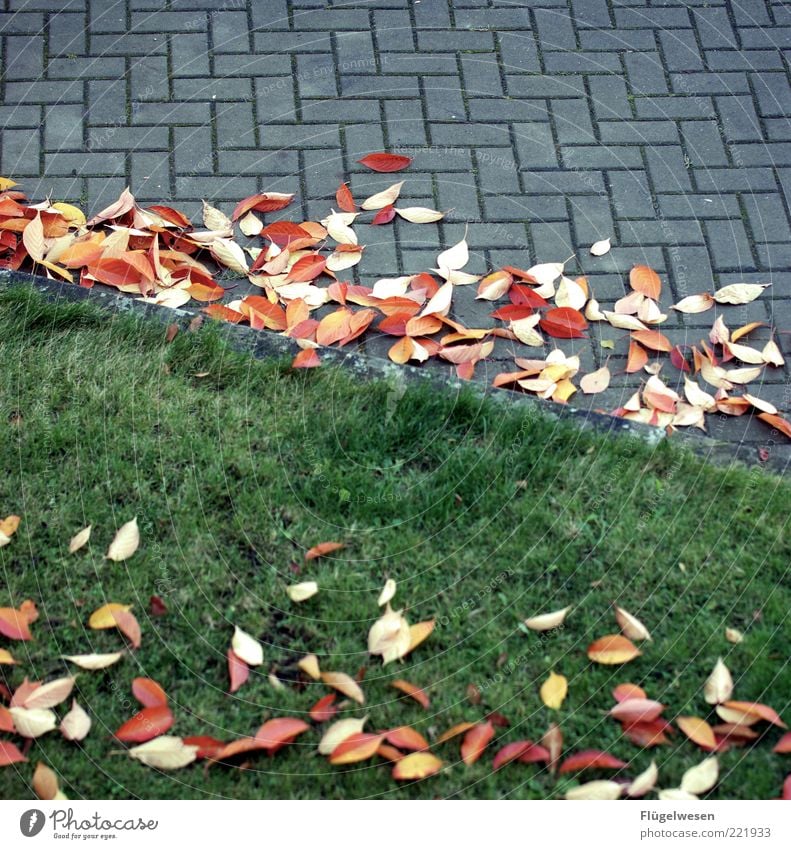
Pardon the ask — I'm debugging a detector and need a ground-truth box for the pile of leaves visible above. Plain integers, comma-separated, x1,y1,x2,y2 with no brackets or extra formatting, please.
1,515,789,800
0,154,788,441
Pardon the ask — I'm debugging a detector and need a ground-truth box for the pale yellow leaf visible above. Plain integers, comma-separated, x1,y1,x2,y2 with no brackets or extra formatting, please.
318,717,367,755
713,283,769,305
128,736,199,770
680,756,718,795
69,525,91,553
703,658,733,705
105,517,139,561
60,699,91,742
360,181,404,210
590,237,611,256
232,626,263,666
524,606,571,631
287,581,318,602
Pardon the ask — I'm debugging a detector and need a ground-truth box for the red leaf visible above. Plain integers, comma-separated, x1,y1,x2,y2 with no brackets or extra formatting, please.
227,648,249,694
146,205,192,228
182,735,225,760
309,694,338,723
260,221,310,247
509,284,548,308
621,719,672,748
115,704,174,743
371,205,396,225
0,740,27,767
132,678,168,708
493,740,534,770
357,152,412,173
540,307,588,339
782,775,791,800
518,742,550,764
559,749,627,774
490,304,534,322
232,193,294,221
461,721,494,766
335,183,356,213
670,344,691,373
149,595,167,616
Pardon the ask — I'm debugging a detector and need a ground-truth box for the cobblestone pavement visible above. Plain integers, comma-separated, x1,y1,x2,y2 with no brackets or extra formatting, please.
1,0,790,466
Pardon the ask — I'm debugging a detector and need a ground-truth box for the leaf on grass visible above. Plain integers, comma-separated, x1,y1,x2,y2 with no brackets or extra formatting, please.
329,732,384,765
610,699,664,724
392,751,442,780
385,726,430,752
321,671,365,705
704,658,733,705
368,605,411,664
287,581,318,602
8,707,57,738
298,654,321,681
23,677,75,710
565,780,623,800
115,704,174,743
677,716,717,750
524,606,571,631
306,541,344,560
558,750,627,774
461,721,494,766
129,736,198,770
540,671,568,710
60,699,91,742
68,525,91,553
0,740,27,767
587,635,641,665
614,606,652,641
627,760,659,798
105,517,139,561
255,717,310,752
132,678,168,709
407,619,435,655
112,609,141,649
310,693,338,723
232,626,263,667
63,651,123,670
0,608,32,641
32,762,62,800
391,679,430,709
680,756,718,795
318,717,367,755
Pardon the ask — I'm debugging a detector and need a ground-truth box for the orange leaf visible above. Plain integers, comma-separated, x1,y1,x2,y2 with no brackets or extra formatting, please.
0,608,32,641
773,731,791,753
254,717,310,752
203,304,245,324
357,152,412,173
316,308,352,346
115,704,174,743
559,749,627,774
677,716,717,750
626,340,648,373
587,635,641,665
391,679,430,709
305,541,344,561
721,701,787,728
388,336,414,364
407,619,435,654
335,182,356,213
613,683,647,703
392,751,442,780
385,726,430,752
286,253,327,282
630,265,661,299
232,192,294,220
461,721,494,766
260,221,311,247
436,721,476,745
630,329,672,352
292,348,321,369
621,719,671,748
132,678,168,708
329,732,384,765
757,413,791,440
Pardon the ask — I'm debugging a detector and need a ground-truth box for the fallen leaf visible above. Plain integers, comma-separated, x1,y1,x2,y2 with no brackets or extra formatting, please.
68,525,91,553
232,626,263,667
255,717,310,752
461,721,494,765
32,762,61,800
713,283,769,305
395,206,444,223
287,581,319,602
565,780,622,800
105,517,139,561
587,635,641,665
627,760,658,797
559,749,627,774
298,654,321,681
23,677,75,710
610,699,665,724
321,671,365,705
115,704,174,743
407,619,435,655
361,181,404,211
318,717,367,755
63,651,124,670
524,606,571,631
357,152,412,173
630,265,661,299
368,605,411,664
680,756,718,795
580,366,610,395
329,732,384,765
305,541,344,560
704,658,733,705
309,694,338,723
128,736,198,770
132,678,168,709
391,679,430,709
672,293,714,313
392,751,442,780
60,700,91,742
8,707,57,738
0,740,27,767
590,238,611,256
677,716,717,750
614,606,652,641
540,671,568,710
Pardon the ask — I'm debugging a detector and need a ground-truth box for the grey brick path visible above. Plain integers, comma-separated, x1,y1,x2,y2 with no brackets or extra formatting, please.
2,0,791,465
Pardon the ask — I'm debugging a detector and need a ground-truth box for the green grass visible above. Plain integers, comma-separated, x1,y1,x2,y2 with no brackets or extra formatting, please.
0,284,789,800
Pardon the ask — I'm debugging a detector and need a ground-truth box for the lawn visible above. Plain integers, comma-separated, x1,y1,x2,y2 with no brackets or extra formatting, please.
0,283,788,800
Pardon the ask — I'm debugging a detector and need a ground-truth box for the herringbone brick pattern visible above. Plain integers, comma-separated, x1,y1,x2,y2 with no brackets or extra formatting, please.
2,0,790,462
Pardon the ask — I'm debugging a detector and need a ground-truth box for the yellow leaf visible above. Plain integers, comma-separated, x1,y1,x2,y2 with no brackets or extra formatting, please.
407,619,435,655
60,699,91,742
298,653,321,680
524,606,571,631
88,603,132,630
33,762,60,800
128,736,198,770
392,751,443,780
231,626,263,666
318,717,367,755
321,671,365,705
540,671,568,710
63,651,123,670
52,202,87,228
287,581,319,602
68,525,91,553
360,181,404,211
